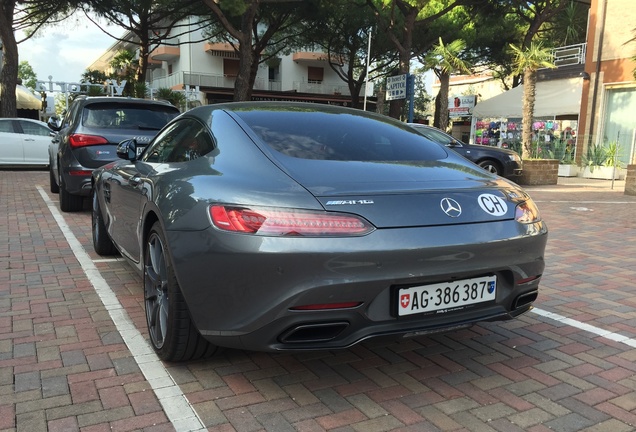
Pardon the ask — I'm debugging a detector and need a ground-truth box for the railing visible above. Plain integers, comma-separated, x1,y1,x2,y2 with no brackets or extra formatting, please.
550,43,586,67
149,72,358,97
292,81,353,96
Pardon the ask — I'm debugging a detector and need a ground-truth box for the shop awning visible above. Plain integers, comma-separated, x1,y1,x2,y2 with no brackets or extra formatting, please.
472,77,583,118
0,84,42,110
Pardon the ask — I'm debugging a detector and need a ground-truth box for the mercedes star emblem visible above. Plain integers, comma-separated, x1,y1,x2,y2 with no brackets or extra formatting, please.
440,197,462,218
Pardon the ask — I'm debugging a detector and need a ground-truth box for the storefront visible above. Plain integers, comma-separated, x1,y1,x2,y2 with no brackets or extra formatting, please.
470,77,583,159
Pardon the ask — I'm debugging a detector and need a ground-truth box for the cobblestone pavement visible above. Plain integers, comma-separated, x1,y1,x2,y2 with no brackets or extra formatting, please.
1,169,636,432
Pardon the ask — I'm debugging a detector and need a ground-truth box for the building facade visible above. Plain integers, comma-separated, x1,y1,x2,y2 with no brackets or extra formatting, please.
577,0,636,166
88,21,370,109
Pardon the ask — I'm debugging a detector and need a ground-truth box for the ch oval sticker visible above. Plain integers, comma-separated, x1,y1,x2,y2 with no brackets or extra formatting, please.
478,194,508,216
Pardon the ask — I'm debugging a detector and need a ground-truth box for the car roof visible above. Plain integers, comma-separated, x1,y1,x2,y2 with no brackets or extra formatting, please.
74,96,177,108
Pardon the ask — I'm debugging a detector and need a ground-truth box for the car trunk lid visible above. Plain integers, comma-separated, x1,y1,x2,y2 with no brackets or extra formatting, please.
281,159,521,228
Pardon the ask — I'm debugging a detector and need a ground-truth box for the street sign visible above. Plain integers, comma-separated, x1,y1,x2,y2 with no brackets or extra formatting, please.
386,74,407,101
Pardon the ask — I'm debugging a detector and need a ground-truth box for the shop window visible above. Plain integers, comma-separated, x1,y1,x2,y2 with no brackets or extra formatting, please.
224,59,240,77
308,67,324,84
602,86,636,165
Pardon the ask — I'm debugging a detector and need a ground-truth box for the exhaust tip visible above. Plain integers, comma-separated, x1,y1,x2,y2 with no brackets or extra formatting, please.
513,290,538,310
279,322,349,344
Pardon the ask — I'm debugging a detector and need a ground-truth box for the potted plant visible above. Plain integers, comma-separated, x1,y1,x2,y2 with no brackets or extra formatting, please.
554,138,578,177
580,141,623,180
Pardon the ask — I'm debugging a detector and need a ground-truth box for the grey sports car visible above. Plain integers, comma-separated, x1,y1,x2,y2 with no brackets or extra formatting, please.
92,102,548,362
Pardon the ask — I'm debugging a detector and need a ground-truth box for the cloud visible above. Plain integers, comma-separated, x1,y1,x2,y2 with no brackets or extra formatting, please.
18,14,121,84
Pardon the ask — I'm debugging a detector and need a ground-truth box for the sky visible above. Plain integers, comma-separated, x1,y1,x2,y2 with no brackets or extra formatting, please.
18,12,123,85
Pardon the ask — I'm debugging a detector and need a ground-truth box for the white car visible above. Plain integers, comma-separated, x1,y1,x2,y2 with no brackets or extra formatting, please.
0,118,54,167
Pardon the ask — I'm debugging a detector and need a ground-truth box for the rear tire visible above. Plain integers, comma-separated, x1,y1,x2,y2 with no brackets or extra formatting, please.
144,222,218,362
92,191,118,256
478,159,502,176
59,171,83,212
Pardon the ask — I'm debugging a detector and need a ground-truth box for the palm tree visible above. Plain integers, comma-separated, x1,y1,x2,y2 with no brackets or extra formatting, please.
510,42,555,160
423,38,472,131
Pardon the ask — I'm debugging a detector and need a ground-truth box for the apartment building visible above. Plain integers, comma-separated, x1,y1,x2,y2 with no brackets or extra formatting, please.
88,20,366,108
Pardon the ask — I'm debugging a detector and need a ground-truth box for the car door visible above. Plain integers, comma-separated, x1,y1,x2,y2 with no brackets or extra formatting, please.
0,119,24,164
107,119,204,262
18,120,53,165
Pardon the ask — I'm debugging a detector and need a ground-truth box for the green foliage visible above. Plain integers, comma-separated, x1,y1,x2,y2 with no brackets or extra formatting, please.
581,143,608,171
82,69,110,84
543,0,588,47
582,141,623,170
603,141,623,169
552,138,575,164
155,88,185,111
133,82,148,99
509,41,555,76
18,61,38,89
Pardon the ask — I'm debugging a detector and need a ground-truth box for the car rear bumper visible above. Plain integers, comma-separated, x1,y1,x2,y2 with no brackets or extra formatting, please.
62,170,93,196
167,220,547,352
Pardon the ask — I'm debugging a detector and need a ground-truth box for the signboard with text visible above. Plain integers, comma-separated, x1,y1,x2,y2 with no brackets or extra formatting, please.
448,95,476,117
386,74,407,101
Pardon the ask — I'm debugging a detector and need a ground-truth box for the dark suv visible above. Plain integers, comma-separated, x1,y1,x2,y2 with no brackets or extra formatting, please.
49,96,180,211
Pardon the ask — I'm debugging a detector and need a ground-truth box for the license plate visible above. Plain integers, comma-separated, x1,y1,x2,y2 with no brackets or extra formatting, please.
397,275,496,316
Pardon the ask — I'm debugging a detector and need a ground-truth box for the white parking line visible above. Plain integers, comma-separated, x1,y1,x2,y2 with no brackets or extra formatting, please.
532,308,636,348
37,187,207,432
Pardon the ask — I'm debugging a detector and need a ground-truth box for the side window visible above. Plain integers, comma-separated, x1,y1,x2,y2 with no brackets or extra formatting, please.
19,121,51,136
142,119,214,163
0,120,15,133
64,102,80,128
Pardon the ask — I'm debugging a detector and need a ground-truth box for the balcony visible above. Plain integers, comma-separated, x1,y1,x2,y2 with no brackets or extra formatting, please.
293,51,343,66
148,72,359,97
292,81,353,96
551,43,586,67
539,43,587,81
204,42,239,58
147,57,162,69
150,46,180,61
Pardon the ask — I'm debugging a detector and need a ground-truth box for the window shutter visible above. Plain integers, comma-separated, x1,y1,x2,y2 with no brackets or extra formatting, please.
308,67,324,82
224,59,240,77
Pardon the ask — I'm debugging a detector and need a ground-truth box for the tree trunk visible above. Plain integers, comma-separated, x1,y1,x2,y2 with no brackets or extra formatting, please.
235,45,255,101
521,68,537,160
0,0,18,118
436,72,450,131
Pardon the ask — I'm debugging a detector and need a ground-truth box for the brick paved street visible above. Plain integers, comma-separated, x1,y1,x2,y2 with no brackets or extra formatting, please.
1,169,636,432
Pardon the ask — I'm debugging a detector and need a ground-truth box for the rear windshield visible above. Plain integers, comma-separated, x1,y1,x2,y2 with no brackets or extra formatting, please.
235,109,448,162
82,103,179,130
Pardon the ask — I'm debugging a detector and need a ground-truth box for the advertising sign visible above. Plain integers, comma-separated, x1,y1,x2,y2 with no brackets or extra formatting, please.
448,95,477,117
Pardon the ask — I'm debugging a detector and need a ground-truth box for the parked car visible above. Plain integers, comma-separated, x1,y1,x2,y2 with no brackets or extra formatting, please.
0,118,54,167
48,96,180,211
92,102,548,362
408,123,522,178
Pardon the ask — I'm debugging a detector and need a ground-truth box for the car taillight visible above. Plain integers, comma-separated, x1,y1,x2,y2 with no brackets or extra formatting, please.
515,199,541,224
209,205,374,236
68,134,109,148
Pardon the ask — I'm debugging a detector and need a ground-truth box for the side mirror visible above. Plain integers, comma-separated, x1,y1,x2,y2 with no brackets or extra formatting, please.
47,116,61,131
116,139,138,161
